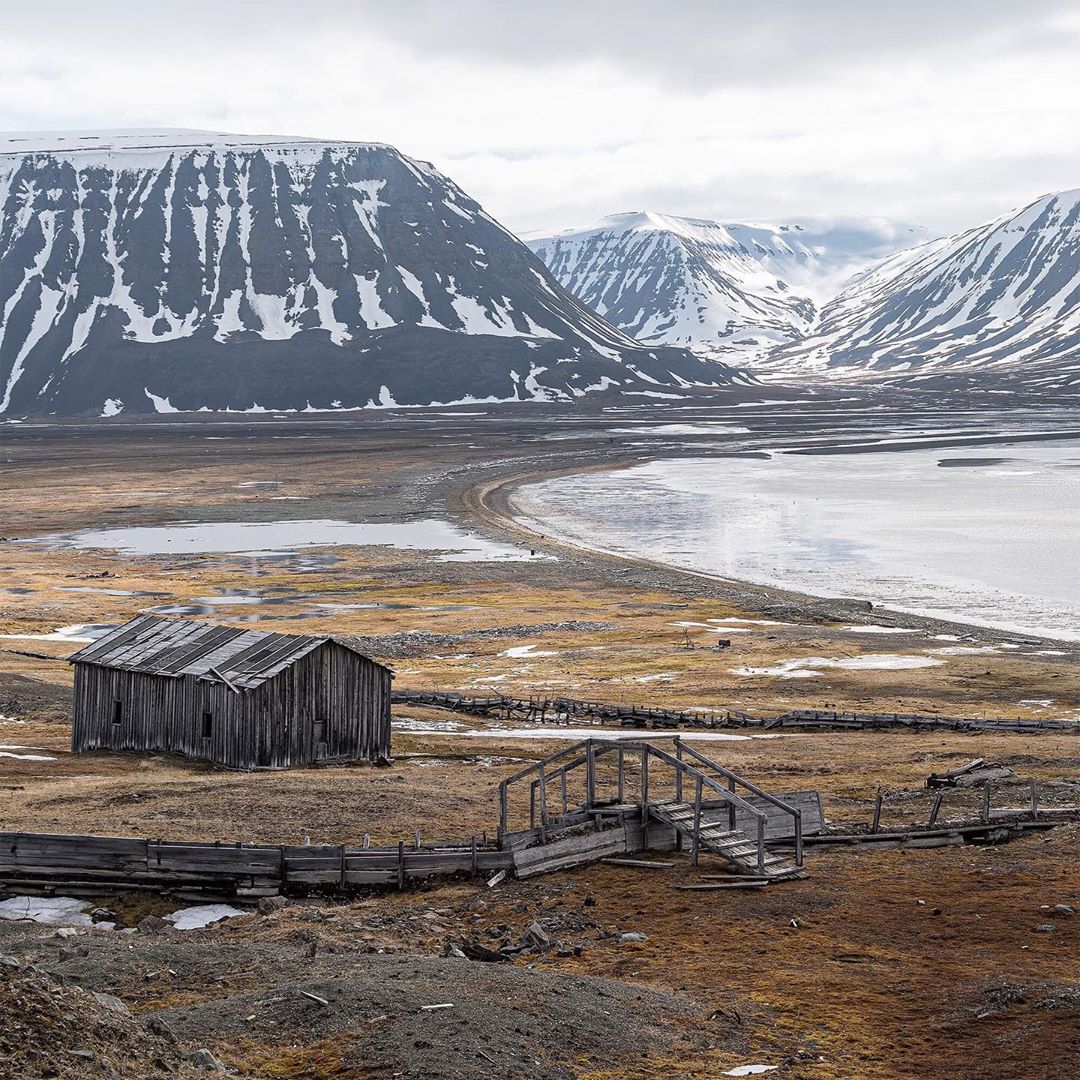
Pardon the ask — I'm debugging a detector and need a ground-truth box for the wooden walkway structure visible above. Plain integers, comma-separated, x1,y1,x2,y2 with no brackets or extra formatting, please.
0,738,817,900
393,690,1078,735
496,737,812,881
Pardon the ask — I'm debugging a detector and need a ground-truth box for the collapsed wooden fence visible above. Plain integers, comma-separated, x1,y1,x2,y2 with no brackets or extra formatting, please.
392,691,1077,735
0,831,512,900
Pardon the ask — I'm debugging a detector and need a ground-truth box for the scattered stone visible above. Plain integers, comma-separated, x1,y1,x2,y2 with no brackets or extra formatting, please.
1034,924,1057,933
523,922,552,949
619,932,648,944
91,991,130,1017
0,954,22,970
1053,904,1074,916
136,915,171,934
54,927,77,940
187,1047,227,1071
461,941,511,963
257,895,288,915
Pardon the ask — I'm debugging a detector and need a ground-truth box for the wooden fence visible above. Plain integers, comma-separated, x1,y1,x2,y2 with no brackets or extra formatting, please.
392,691,1077,735
0,831,512,899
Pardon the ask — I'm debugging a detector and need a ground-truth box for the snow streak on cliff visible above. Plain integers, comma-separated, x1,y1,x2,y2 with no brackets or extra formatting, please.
0,131,742,414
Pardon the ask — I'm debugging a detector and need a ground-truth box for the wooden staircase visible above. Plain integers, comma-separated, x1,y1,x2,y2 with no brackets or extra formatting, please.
497,737,807,883
648,800,804,880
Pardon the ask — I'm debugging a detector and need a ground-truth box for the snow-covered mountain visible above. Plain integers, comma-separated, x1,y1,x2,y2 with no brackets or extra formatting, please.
0,131,743,415
758,190,1080,393
527,211,927,358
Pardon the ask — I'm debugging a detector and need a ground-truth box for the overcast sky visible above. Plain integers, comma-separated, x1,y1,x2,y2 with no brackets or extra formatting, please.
4,1,1080,237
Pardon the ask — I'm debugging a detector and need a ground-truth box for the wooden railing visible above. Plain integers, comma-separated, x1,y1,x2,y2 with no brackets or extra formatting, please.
496,738,802,874
673,736,803,868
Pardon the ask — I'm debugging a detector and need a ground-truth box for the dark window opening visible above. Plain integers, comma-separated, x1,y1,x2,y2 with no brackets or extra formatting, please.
201,712,213,739
112,700,123,725
313,719,328,744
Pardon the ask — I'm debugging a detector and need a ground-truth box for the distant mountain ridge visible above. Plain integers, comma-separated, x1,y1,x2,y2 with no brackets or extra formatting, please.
0,130,744,415
758,189,1080,393
527,211,927,358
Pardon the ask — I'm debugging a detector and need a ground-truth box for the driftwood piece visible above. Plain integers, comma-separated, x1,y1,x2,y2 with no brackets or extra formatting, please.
599,858,674,870
926,760,1016,788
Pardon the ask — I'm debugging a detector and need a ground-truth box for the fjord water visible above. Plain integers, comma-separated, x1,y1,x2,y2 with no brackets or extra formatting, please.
513,440,1080,641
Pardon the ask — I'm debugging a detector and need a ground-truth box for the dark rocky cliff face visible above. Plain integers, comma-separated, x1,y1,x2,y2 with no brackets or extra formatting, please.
0,131,742,415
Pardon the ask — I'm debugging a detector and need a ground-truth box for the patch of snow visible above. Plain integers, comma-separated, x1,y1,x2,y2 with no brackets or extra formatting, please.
101,398,123,416
0,895,105,927
500,644,559,658
731,653,944,678
0,622,116,643
144,388,178,413
164,904,247,930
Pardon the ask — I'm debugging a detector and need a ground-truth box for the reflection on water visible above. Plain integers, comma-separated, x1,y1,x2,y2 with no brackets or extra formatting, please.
514,440,1080,641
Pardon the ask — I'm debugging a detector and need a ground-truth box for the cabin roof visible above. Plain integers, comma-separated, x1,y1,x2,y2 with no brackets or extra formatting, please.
68,614,386,689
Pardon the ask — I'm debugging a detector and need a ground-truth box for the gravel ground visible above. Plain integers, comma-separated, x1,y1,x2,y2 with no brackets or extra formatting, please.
0,921,734,1079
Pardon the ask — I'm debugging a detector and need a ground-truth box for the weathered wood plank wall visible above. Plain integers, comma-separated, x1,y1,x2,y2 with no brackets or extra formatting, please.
72,642,391,770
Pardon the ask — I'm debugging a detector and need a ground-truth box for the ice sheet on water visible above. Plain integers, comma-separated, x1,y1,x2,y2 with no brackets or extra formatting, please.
514,441,1080,642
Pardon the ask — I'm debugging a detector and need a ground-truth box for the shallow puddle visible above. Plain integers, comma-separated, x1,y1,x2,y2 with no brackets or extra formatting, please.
18,518,553,563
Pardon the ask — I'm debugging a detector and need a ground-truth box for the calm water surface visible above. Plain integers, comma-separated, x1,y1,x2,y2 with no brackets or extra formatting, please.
513,440,1080,641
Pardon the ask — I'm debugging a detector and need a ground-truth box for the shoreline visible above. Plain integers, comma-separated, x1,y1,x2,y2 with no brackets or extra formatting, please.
456,458,1080,652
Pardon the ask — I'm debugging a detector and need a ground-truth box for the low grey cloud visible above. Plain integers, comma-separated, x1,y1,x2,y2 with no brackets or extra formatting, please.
355,0,1074,89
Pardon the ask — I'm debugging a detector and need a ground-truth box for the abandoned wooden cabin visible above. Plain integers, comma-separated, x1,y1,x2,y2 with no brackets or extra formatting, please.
68,614,392,769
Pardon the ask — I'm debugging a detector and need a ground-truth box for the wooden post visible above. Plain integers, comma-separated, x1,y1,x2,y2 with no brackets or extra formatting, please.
397,840,405,890
928,792,944,827
538,763,548,843
794,809,803,869
871,789,883,834
529,781,536,830
498,783,508,845
1030,778,1039,820
470,834,478,878
616,746,625,804
339,844,347,891
981,782,991,824
414,829,421,851
585,740,596,809
560,771,568,816
640,749,650,849
756,814,766,876
674,737,683,803
692,775,703,867
728,775,737,832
